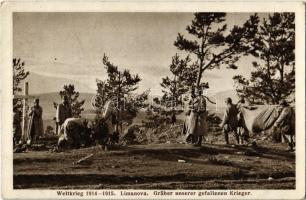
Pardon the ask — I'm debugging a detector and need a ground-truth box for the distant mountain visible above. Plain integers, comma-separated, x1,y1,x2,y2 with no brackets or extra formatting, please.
20,72,94,94
28,77,238,121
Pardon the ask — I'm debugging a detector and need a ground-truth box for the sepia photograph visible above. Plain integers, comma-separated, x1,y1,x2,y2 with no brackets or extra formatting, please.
1,1,305,199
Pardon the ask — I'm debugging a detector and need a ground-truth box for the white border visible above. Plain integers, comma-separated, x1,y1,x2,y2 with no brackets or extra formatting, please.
1,1,305,199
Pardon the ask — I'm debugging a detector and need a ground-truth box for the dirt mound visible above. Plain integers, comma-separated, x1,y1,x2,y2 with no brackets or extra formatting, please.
121,124,183,145
120,113,223,145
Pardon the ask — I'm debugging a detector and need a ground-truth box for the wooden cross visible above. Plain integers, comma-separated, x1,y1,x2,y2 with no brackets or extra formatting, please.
14,82,36,143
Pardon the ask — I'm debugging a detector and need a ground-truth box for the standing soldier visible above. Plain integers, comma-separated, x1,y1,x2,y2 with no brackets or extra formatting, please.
182,87,196,144
102,100,117,139
56,96,72,135
193,88,207,147
27,98,43,145
272,100,295,151
236,97,250,145
220,97,239,145
182,87,207,146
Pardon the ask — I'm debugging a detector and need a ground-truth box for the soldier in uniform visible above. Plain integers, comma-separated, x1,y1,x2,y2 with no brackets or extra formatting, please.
236,97,250,144
182,87,196,143
193,88,207,146
27,98,43,144
272,100,295,151
56,96,72,135
220,97,239,145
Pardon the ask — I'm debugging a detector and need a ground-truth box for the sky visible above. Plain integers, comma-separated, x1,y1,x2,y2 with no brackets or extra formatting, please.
13,12,268,95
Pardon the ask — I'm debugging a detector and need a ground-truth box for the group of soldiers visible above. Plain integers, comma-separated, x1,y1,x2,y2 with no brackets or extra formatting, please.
13,96,73,145
182,87,207,146
182,87,295,151
13,87,294,151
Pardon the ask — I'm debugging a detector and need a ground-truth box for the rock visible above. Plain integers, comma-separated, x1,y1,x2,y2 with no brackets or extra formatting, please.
178,159,186,163
13,144,27,153
30,144,47,151
267,177,274,181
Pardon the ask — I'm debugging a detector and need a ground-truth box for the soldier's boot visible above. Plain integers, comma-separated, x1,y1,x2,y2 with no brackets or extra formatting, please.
240,137,244,145
224,132,229,145
234,131,240,145
195,136,203,147
190,135,196,144
287,142,294,151
243,135,250,145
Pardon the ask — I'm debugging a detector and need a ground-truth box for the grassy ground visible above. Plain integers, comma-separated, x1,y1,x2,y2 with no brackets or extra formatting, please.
13,140,295,189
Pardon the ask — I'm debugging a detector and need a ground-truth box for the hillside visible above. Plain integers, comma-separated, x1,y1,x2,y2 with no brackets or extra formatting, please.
19,72,95,94
28,88,239,121
16,71,240,119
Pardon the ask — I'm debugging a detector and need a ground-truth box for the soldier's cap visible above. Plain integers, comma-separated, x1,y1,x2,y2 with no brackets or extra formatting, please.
279,99,288,106
225,97,232,103
240,97,245,103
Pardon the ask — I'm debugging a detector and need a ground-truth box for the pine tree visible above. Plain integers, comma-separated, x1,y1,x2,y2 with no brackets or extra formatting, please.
123,90,150,124
142,97,170,128
102,54,141,106
95,54,144,127
174,13,259,91
13,58,29,120
13,58,29,94
233,13,295,104
93,79,112,113
160,54,191,115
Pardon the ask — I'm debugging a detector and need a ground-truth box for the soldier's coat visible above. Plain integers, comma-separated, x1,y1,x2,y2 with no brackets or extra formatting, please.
102,100,117,135
58,117,88,148
56,103,72,125
183,95,207,140
27,105,44,140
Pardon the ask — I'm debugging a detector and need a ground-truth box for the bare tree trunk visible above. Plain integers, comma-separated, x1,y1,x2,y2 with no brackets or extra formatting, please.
117,73,121,134
196,59,204,88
